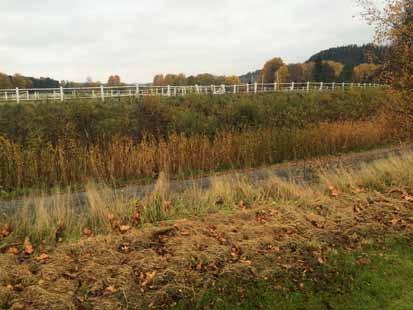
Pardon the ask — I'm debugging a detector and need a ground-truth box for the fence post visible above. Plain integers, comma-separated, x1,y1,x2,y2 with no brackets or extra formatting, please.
167,85,171,96
274,82,277,92
246,83,249,93
60,86,64,101
233,84,237,94
306,81,310,92
332,82,335,91
15,88,20,103
342,82,345,91
319,82,323,91
100,85,105,101
254,82,258,94
290,82,295,91
195,84,200,94
136,84,140,97
4,92,7,101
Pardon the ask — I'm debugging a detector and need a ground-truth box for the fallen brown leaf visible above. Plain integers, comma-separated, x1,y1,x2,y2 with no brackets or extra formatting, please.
239,200,247,211
1,224,12,238
23,237,34,255
132,211,141,224
5,246,19,255
306,213,325,229
390,218,400,226
104,285,117,294
107,213,115,222
83,228,93,237
140,271,156,287
163,201,172,212
36,253,50,263
119,225,131,234
329,186,340,198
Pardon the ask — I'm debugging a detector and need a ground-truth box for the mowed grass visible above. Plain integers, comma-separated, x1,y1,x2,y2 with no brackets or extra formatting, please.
1,152,413,308
180,237,413,310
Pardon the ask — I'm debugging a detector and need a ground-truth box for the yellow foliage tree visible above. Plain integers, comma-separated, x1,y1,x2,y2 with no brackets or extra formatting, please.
353,63,380,83
224,76,241,85
107,75,121,86
260,58,285,83
325,61,344,79
276,66,290,83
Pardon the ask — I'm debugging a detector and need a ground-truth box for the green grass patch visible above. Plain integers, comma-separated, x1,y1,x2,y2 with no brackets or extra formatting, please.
176,237,413,310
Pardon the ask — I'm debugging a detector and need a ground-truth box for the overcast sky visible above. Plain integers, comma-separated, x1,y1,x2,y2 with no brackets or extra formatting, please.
0,0,377,83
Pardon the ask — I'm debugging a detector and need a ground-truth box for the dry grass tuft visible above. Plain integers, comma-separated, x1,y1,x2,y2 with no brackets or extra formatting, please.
0,117,400,194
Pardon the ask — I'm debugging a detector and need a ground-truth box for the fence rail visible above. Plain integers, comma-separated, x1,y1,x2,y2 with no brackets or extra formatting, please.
0,82,383,103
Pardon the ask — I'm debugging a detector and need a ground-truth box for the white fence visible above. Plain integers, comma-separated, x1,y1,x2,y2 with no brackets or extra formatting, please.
0,82,383,103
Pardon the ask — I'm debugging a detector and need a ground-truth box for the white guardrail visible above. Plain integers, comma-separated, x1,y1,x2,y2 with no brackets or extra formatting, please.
0,82,383,103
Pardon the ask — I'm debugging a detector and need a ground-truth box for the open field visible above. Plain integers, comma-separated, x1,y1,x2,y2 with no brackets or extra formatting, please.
1,152,413,308
0,89,407,198
1,87,412,309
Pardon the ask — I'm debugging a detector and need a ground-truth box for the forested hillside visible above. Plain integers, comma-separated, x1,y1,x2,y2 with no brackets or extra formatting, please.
308,44,388,66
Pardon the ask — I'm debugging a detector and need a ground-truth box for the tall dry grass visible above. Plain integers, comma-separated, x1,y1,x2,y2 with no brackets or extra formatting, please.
0,117,397,193
1,149,412,247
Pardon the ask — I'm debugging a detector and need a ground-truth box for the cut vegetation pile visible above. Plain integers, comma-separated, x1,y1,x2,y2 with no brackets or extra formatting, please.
1,153,413,309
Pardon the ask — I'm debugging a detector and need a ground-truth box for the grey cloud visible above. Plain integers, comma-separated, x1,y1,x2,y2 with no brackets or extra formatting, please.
0,0,375,82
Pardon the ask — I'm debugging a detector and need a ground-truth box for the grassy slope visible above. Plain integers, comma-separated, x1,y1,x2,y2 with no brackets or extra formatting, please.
1,89,403,196
186,237,413,310
1,152,413,309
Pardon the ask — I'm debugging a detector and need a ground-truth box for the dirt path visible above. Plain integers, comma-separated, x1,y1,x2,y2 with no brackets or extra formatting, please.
1,144,411,213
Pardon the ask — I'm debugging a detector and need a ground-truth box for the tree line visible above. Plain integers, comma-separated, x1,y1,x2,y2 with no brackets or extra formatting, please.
0,73,130,90
259,57,382,84
153,44,387,86
152,73,241,86
0,73,60,89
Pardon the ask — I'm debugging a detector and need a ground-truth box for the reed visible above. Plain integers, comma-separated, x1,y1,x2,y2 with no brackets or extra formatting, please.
0,116,397,194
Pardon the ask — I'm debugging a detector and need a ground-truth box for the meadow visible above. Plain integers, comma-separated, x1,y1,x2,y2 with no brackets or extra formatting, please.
0,89,406,196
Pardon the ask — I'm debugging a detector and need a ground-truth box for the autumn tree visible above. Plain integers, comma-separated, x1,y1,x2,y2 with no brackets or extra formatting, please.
313,58,336,82
353,63,380,83
0,73,13,89
325,61,344,79
224,76,241,85
359,0,413,136
359,0,413,90
302,62,315,81
285,64,303,82
276,66,290,83
12,74,32,88
153,74,165,86
107,75,121,86
260,58,284,83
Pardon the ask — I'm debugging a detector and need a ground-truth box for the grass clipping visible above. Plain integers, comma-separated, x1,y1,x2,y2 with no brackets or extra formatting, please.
1,153,413,309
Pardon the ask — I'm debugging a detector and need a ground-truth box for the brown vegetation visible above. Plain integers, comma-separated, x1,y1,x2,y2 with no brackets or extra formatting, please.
1,153,413,308
0,117,398,193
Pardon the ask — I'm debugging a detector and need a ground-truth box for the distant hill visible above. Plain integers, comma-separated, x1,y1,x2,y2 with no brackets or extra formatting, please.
307,44,387,67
